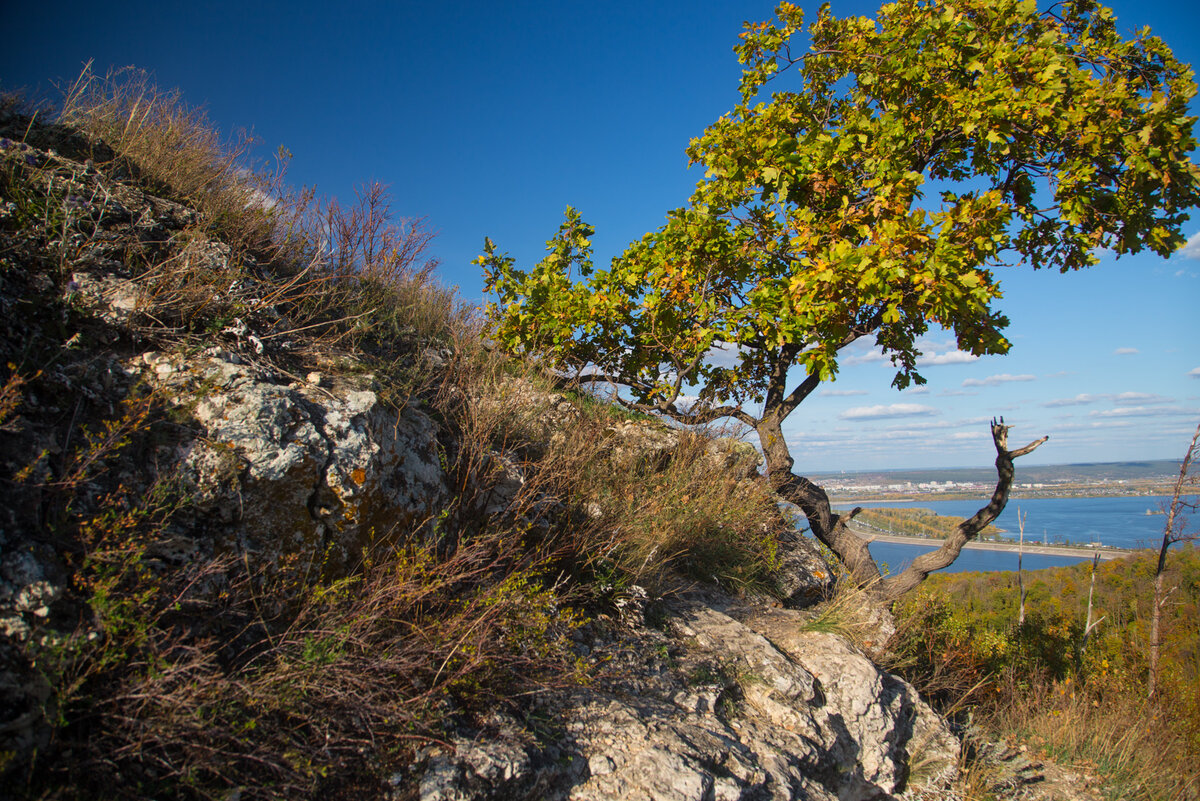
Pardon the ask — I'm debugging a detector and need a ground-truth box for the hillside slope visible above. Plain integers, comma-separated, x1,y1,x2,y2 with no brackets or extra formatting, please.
0,90,970,800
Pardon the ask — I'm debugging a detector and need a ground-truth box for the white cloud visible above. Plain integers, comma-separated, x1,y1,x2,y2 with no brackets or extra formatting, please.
1043,392,1172,408
844,350,889,366
961,373,1036,387
820,388,869,397
938,389,979,397
704,341,745,369
1114,392,1172,405
1054,421,1137,436
902,386,930,395
1179,231,1200,260
859,428,926,441
885,416,989,431
1043,393,1100,407
839,403,939,420
1189,367,1200,378
1053,420,1136,431
1113,347,1139,356
914,335,956,352
840,336,884,367
1090,405,1196,418
840,336,979,369
917,350,978,366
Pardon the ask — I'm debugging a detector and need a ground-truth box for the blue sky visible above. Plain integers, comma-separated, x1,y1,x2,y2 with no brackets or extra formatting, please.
4,0,1198,472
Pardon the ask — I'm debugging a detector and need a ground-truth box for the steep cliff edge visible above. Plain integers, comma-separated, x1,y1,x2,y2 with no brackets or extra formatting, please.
0,103,959,799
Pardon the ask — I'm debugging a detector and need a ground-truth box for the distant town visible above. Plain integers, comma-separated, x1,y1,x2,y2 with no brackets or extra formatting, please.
814,459,1182,501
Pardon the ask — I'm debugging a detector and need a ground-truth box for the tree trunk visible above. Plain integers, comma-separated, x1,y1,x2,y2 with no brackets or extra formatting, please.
1148,419,1200,698
1017,509,1027,627
758,414,882,587
1149,548,1167,699
1081,552,1104,652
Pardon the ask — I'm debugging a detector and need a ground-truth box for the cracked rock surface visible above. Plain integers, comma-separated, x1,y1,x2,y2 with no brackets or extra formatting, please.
414,587,960,801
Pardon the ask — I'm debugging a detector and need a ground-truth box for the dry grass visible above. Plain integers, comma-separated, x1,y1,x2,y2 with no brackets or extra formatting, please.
6,64,468,401
571,433,782,592
56,63,286,258
493,388,785,594
984,676,1199,801
423,349,788,598
885,589,1002,712
5,372,584,799
888,575,1200,801
35,533,583,799
800,577,889,649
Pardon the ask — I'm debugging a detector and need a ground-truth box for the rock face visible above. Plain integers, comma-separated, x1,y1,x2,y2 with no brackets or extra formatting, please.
140,353,449,577
416,588,959,801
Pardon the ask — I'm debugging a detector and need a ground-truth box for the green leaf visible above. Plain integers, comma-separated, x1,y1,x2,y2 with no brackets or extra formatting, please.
480,0,1200,491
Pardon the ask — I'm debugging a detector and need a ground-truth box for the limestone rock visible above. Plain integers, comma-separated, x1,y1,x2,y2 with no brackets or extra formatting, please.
773,529,836,608
415,588,959,801
703,437,763,481
606,419,681,471
143,355,449,576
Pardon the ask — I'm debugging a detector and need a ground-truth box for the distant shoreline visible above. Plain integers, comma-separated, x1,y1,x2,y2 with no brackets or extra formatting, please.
831,488,1174,504
847,523,1131,560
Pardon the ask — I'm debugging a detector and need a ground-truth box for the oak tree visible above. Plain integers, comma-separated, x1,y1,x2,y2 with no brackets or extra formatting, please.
478,0,1200,599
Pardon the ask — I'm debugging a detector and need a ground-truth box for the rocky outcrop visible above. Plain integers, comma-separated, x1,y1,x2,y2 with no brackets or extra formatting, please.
138,352,449,577
416,587,959,801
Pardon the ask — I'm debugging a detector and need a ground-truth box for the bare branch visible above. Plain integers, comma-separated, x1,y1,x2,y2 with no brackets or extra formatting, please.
1017,509,1027,627
776,473,882,587
1149,418,1200,697
1081,552,1104,653
569,371,762,430
878,418,1047,599
778,372,822,417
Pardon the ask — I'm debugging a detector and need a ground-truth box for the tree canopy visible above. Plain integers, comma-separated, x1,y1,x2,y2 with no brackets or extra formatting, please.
478,0,1200,598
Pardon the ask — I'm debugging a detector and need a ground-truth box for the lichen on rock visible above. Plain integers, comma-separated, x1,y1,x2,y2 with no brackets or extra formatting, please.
142,353,450,578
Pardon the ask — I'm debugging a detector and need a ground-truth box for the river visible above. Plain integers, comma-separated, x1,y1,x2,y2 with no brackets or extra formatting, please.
824,495,1175,574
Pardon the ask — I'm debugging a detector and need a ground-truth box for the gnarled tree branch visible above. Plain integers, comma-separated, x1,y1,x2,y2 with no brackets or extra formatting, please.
773,417,1046,602
877,418,1047,599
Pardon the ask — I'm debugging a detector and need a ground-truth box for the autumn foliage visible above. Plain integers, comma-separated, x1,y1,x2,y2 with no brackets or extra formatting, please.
479,0,1200,589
